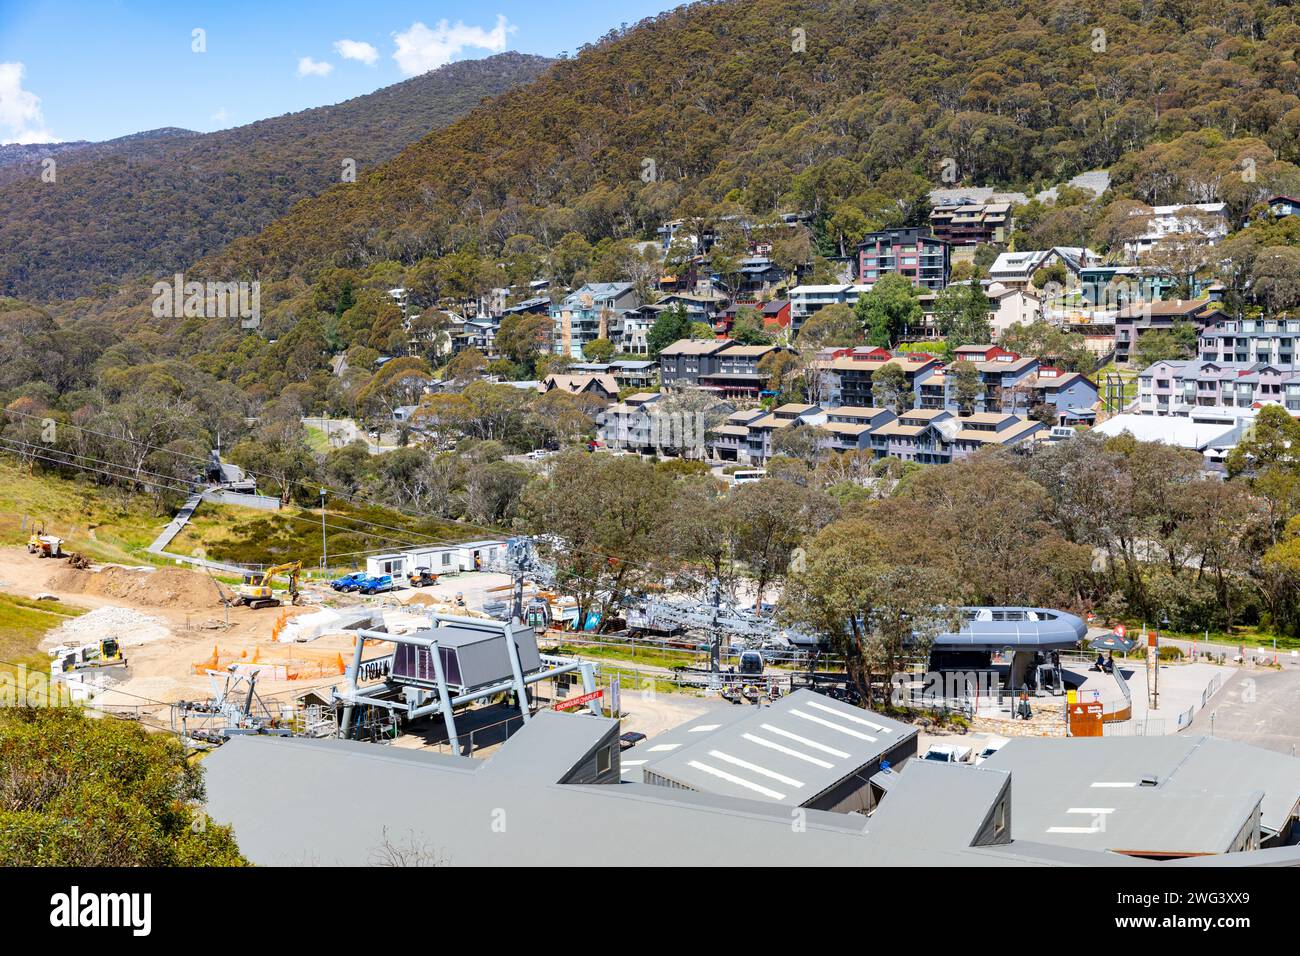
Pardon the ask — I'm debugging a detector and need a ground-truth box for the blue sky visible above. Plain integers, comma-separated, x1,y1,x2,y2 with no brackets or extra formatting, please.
0,0,673,143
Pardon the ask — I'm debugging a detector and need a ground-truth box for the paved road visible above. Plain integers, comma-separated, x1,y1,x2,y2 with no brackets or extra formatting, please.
1185,667,1300,755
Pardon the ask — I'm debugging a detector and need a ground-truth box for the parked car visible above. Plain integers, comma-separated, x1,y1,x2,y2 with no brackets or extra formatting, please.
407,568,438,588
331,572,367,592
973,737,1009,765
360,574,395,595
922,744,973,764
619,731,647,752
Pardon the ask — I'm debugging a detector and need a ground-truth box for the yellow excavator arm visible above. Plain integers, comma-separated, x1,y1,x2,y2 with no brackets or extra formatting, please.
236,560,302,608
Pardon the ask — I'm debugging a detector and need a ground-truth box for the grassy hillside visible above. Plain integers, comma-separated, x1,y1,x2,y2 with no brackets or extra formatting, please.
0,594,87,670
0,459,170,564
0,52,554,300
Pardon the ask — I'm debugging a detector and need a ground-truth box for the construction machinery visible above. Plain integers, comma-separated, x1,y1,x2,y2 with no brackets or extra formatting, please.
26,523,64,558
236,561,302,609
50,638,126,674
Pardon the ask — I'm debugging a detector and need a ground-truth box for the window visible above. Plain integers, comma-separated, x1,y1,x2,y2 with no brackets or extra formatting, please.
596,745,612,774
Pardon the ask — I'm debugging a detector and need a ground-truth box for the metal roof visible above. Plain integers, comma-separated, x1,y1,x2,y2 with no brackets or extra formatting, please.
635,690,916,806
863,760,1011,851
985,736,1300,855
200,704,1298,868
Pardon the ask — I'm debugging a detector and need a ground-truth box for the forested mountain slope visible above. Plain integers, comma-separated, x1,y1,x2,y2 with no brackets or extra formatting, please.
0,52,554,300
201,0,1300,288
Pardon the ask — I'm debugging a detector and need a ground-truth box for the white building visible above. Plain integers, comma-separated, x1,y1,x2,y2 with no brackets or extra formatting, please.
1123,203,1229,259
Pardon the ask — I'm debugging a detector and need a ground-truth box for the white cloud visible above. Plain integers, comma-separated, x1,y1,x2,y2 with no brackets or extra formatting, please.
210,107,231,126
0,61,56,144
297,56,334,77
391,15,513,76
334,39,379,66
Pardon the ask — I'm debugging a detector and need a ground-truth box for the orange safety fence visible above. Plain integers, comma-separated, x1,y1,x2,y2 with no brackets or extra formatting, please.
192,644,347,680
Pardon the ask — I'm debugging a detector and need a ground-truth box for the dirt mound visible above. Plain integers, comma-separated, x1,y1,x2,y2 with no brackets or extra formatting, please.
45,564,222,609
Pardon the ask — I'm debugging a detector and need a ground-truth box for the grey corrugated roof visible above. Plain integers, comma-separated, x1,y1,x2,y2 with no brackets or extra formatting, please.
202,725,1130,867
864,760,1010,850
636,690,916,806
200,700,1300,868
985,736,1300,854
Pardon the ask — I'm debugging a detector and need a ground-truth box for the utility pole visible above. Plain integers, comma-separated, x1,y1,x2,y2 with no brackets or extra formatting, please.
319,488,328,571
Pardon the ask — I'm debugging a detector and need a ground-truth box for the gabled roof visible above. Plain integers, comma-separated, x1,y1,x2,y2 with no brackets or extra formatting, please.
659,338,732,356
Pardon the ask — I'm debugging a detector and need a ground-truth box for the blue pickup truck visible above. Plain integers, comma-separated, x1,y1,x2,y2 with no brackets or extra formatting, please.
331,572,368,593
359,574,395,595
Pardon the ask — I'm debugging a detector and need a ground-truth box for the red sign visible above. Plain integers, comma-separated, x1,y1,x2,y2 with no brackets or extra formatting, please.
554,689,604,712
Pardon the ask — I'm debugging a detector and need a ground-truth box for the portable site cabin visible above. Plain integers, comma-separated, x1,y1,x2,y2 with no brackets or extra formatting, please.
366,552,409,578
403,546,460,575
364,541,506,578
454,540,506,573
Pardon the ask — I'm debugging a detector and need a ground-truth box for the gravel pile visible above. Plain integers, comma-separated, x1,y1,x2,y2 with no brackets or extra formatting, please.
45,606,173,649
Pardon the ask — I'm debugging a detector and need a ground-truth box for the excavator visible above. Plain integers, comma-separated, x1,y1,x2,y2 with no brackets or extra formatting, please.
27,523,64,558
235,561,303,609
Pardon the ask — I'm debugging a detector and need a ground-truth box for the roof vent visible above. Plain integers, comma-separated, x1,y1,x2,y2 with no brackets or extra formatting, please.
1140,775,1159,787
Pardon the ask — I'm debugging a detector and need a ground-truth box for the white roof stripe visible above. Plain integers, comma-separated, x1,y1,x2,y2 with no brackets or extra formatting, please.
688,724,721,733
742,733,835,769
1046,825,1104,834
789,708,877,742
1067,807,1115,815
708,750,805,789
804,699,891,733
648,744,681,752
759,723,851,759
686,760,785,800
1090,782,1137,788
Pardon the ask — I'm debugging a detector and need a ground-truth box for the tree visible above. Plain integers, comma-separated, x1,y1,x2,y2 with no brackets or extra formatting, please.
581,337,616,362
783,517,958,707
949,360,983,416
1251,246,1300,314
1135,324,1198,366
497,313,553,373
0,707,245,865
999,321,1095,373
855,273,921,348
933,283,992,348
871,362,910,414
1226,406,1300,476
443,348,487,386
728,478,835,608
523,451,674,631
795,302,863,350
729,307,773,345
647,303,691,356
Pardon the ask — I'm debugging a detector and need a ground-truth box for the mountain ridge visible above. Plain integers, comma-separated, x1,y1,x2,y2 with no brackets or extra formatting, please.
0,52,555,300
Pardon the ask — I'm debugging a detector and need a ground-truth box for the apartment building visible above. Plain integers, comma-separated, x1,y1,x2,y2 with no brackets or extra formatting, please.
872,409,1042,464
1122,203,1229,260
1115,299,1220,364
788,284,871,333
815,348,943,408
1199,315,1300,369
658,338,732,389
698,343,790,399
597,391,664,453
551,282,641,358
929,200,1013,247
855,228,950,292
916,347,1041,414
818,406,897,455
1137,360,1300,417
